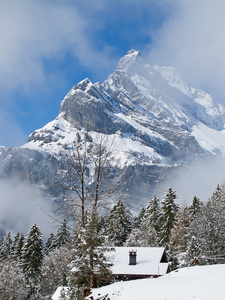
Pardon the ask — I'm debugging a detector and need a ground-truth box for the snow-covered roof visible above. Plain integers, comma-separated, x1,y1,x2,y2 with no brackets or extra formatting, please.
108,247,169,276
52,287,69,300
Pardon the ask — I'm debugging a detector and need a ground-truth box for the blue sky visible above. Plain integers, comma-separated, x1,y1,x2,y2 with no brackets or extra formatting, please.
1,0,225,147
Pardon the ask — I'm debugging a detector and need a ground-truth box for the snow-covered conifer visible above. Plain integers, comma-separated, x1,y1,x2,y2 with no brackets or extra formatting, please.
185,236,203,266
167,242,179,271
12,232,24,261
160,188,178,246
127,195,161,247
141,195,161,246
70,207,113,295
106,200,132,246
189,195,203,218
203,185,225,263
133,207,145,228
22,224,43,287
0,232,13,259
188,185,225,264
51,219,71,250
44,232,55,255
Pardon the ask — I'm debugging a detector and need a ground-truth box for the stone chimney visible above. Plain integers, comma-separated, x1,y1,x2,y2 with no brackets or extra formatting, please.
129,250,137,265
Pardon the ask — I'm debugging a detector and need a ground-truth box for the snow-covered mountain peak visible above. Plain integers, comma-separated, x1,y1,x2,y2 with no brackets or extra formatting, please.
73,77,92,91
117,49,144,72
127,49,140,55
2,49,225,212
48,50,225,160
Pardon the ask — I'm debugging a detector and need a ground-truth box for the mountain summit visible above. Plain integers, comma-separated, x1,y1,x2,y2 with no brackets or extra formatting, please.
27,50,225,161
1,50,225,206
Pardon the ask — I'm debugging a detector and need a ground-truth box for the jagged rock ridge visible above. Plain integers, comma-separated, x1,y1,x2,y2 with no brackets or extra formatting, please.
1,49,225,207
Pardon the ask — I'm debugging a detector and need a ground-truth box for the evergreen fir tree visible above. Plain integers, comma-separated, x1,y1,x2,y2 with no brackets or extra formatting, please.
106,200,132,246
188,185,225,265
189,195,203,218
0,235,4,248
44,232,55,255
185,236,203,266
97,215,107,233
140,195,161,246
145,195,161,231
167,242,179,271
203,185,225,263
51,219,71,250
126,207,146,247
70,207,113,296
0,232,13,259
128,195,161,247
22,224,43,288
133,207,146,228
12,232,20,253
160,187,178,246
12,232,25,261
210,184,224,204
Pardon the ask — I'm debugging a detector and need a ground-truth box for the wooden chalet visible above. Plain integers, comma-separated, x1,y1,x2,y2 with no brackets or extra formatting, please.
108,247,169,281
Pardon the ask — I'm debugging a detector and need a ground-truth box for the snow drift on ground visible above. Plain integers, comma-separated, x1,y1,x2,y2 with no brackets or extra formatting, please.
86,264,225,300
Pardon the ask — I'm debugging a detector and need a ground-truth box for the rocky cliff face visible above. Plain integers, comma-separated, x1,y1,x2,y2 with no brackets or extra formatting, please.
1,50,225,208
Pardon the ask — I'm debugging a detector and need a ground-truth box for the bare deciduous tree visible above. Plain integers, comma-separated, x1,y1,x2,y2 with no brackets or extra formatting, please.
57,133,124,228
56,133,129,291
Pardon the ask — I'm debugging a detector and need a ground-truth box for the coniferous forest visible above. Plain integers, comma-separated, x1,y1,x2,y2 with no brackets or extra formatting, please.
0,184,225,299
1,138,225,299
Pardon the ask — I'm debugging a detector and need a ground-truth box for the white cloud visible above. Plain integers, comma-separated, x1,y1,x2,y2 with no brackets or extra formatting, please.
0,0,115,94
2,0,224,100
146,0,225,103
0,0,117,146
0,178,56,238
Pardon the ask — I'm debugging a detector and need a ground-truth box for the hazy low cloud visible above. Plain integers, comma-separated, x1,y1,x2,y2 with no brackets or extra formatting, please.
156,157,225,204
146,0,225,103
0,177,56,238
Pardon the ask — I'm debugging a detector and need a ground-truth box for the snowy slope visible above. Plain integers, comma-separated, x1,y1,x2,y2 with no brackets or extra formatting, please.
85,264,225,300
22,116,170,168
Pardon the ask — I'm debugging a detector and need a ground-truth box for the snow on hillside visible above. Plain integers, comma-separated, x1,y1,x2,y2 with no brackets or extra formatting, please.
192,122,225,155
22,115,170,167
85,264,225,300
